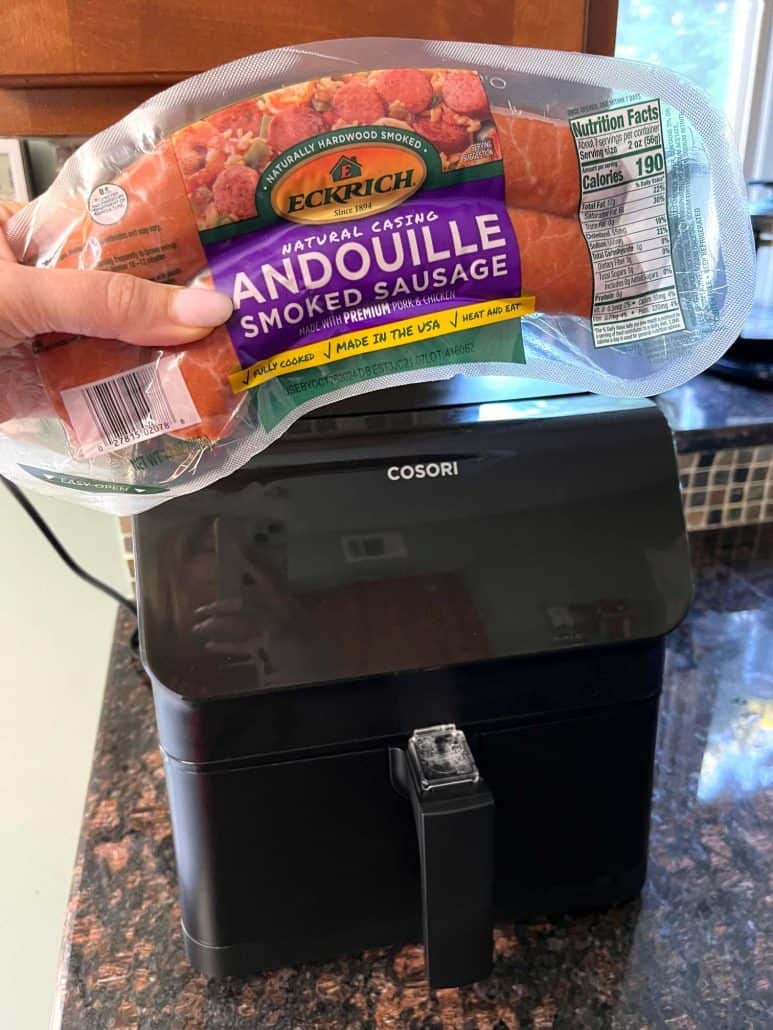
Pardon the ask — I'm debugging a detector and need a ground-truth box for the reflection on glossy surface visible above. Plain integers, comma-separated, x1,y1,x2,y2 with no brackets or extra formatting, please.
657,371,773,433
135,386,690,699
696,609,773,802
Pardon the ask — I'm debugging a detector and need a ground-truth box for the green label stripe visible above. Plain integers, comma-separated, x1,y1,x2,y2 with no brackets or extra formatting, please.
253,321,525,433
436,161,503,189
19,465,168,495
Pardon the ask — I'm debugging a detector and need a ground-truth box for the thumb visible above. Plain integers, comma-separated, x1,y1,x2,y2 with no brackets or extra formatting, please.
0,263,233,350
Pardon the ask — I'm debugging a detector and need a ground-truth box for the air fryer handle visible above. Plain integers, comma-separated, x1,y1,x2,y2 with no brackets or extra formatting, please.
390,732,494,989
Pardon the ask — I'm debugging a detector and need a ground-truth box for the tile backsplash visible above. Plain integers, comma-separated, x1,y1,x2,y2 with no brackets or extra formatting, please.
679,445,773,530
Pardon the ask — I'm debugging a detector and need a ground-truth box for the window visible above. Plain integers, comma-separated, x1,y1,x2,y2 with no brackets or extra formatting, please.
616,0,772,177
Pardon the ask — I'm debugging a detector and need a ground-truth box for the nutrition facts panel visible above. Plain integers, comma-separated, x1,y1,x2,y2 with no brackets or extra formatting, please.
569,99,685,348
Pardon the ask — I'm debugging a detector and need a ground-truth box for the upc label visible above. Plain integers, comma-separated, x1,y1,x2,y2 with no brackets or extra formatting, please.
570,99,685,348
60,358,200,457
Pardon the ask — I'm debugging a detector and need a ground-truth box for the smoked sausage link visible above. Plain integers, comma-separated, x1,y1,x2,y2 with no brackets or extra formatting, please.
494,109,581,219
51,142,207,285
510,208,592,319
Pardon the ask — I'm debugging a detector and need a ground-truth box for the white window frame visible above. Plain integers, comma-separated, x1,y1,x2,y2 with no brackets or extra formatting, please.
0,138,31,204
742,0,773,178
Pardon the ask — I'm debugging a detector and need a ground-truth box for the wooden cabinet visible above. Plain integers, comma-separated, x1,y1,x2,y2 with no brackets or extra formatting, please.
2,0,618,135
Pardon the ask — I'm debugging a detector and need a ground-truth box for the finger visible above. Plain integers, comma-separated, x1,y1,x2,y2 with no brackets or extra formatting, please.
193,599,244,617
0,235,14,263
192,613,255,634
0,202,23,262
192,616,266,644
204,640,261,658
0,201,23,227
0,263,233,348
240,550,290,605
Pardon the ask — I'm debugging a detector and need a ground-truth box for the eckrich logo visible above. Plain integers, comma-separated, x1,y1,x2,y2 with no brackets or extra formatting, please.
273,141,426,225
387,461,459,481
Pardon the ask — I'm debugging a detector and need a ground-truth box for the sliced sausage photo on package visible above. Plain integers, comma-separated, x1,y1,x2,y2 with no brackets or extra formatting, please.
0,38,755,512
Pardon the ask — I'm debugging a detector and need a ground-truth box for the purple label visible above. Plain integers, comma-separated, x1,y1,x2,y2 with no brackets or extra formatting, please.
206,176,520,369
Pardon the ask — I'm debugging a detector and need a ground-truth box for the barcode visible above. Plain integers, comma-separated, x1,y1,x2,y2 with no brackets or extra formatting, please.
84,364,176,447
61,359,200,457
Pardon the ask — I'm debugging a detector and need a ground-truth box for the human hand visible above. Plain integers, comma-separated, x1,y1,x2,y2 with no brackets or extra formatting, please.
191,597,269,661
0,202,232,352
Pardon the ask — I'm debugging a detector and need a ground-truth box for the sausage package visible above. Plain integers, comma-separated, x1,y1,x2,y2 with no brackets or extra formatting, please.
0,38,754,512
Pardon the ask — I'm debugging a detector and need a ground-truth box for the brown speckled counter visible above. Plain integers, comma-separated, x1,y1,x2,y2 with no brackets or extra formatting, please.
54,525,773,1030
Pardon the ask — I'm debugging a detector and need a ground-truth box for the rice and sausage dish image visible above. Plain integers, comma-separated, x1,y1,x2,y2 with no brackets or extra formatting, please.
176,69,501,230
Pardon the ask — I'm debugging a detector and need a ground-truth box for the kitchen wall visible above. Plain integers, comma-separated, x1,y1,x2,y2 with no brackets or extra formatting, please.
0,486,129,1030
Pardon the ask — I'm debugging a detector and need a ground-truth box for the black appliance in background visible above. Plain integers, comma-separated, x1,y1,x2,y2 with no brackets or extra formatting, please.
711,180,773,386
133,376,692,989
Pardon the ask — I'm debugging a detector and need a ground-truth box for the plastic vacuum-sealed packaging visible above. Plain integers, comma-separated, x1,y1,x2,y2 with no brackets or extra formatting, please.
0,38,754,512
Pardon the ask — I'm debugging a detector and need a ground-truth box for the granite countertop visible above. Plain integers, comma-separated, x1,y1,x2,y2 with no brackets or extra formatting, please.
53,524,773,1030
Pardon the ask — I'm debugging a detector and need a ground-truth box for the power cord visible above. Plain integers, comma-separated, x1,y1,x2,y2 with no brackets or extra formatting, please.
1,475,140,654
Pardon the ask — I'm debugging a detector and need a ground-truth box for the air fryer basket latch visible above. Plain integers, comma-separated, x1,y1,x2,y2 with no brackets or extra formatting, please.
389,724,494,989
